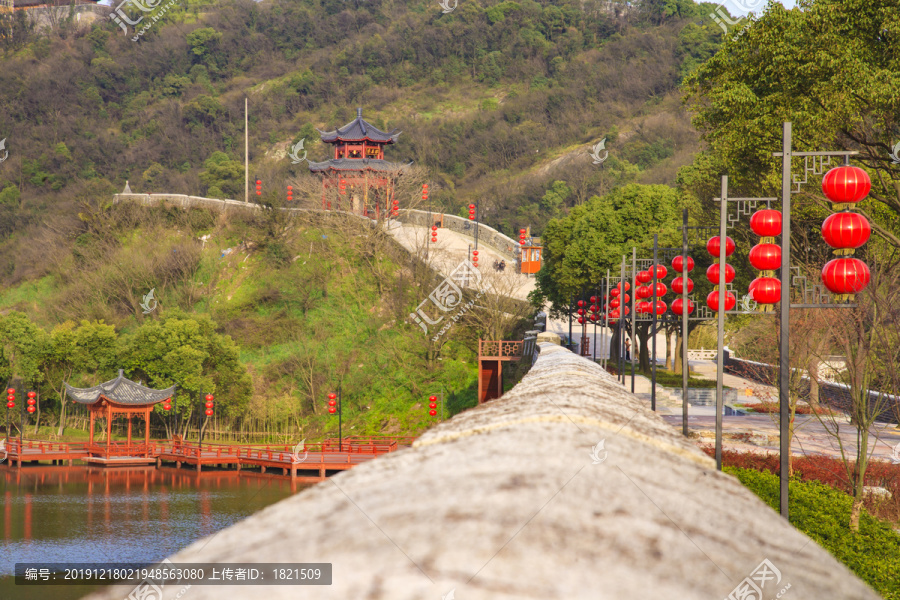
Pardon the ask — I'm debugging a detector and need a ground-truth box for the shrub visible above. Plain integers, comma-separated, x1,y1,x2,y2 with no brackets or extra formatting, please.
725,467,900,599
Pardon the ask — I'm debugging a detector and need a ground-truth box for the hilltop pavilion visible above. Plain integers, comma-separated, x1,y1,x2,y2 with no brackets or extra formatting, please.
308,108,410,217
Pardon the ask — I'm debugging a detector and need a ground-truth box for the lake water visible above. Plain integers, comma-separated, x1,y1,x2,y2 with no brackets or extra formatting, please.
0,465,302,600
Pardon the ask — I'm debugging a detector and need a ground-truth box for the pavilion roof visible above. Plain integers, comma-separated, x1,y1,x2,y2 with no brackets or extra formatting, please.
65,370,175,406
308,158,412,173
317,108,400,144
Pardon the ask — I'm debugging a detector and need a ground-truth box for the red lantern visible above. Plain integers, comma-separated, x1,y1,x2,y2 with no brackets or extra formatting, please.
706,236,736,258
26,398,35,406
622,306,630,316
637,270,652,284
635,285,650,299
610,309,621,319
577,308,586,316
821,258,871,294
652,301,667,315
750,277,781,304
589,313,599,322
652,282,667,297
706,290,736,312
5,402,13,409
27,406,36,413
618,282,631,292
431,237,438,242
637,301,651,314
205,409,213,416
577,317,585,324
822,166,871,204
748,244,782,271
205,394,214,402
610,288,620,298
671,277,694,294
6,395,13,402
429,395,438,402
650,265,667,280
671,255,694,273
750,210,782,237
27,391,36,399
706,263,735,284
671,298,695,315
205,401,214,409
328,393,337,400
821,212,871,250
429,409,437,416
429,403,437,409
163,404,171,411
328,407,336,414
590,296,598,303
6,388,13,394
577,300,586,308
328,400,337,407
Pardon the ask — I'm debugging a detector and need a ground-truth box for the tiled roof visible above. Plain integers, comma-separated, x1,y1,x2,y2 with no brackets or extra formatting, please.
65,371,175,405
318,108,400,144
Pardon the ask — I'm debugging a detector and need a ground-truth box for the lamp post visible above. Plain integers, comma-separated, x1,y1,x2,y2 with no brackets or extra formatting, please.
706,122,867,519
198,393,214,448
5,388,15,452
327,389,342,451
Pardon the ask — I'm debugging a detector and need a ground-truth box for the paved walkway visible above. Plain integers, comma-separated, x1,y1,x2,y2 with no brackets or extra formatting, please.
616,360,900,462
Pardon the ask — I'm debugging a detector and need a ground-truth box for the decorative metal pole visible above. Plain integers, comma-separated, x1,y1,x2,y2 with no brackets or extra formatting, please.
716,175,728,471
681,208,690,438
619,257,626,385
569,293,574,353
338,386,343,451
604,270,610,368
631,247,637,393
651,235,658,411
778,123,792,519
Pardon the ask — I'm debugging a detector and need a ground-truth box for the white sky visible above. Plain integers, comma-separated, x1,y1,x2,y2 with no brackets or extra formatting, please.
728,0,799,17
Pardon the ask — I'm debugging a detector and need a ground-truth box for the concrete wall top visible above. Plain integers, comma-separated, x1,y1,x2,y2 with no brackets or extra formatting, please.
86,344,877,600
399,209,521,261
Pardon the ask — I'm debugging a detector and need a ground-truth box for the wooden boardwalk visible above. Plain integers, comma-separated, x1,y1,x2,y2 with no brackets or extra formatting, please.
1,436,414,482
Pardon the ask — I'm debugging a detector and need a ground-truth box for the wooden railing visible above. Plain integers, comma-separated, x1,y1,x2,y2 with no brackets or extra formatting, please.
479,340,525,360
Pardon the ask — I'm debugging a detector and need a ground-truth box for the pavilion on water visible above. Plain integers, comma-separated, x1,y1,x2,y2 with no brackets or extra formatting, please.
308,107,410,217
65,370,174,461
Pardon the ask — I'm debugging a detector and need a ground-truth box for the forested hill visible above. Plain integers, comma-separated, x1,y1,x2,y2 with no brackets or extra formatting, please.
0,0,727,281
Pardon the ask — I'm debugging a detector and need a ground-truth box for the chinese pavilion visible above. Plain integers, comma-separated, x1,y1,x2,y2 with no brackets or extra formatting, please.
308,107,410,217
65,370,175,460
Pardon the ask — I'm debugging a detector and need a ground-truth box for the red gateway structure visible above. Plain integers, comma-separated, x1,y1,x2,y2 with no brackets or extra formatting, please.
309,107,410,217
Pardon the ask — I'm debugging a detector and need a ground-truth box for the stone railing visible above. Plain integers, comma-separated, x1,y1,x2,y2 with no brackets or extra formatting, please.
113,193,375,226
84,343,878,600
397,209,521,261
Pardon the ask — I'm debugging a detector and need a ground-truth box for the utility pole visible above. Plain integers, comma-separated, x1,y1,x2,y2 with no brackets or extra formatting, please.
244,98,249,204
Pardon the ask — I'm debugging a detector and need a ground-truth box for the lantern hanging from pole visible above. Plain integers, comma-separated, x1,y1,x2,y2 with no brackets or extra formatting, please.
671,298,694,315
748,244,782,271
27,406,35,413
205,409,213,416
637,270,652,284
821,258,870,296
750,277,781,305
651,265,667,279
706,290,736,312
706,263,735,285
671,277,693,294
671,255,694,273
653,282,667,297
821,212,870,251
652,301,667,315
617,282,631,292
610,288,620,298
821,166,871,204
706,236,735,257
749,210,782,237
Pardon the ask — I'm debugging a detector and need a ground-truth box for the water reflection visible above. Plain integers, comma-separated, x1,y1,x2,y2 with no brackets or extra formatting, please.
0,466,303,580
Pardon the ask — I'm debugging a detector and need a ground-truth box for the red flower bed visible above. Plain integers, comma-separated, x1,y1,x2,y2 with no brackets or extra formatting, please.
700,446,900,495
743,400,836,415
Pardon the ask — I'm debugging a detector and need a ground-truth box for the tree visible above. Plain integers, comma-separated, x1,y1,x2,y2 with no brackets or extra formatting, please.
812,252,900,531
117,311,252,436
681,0,900,247
532,183,686,317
